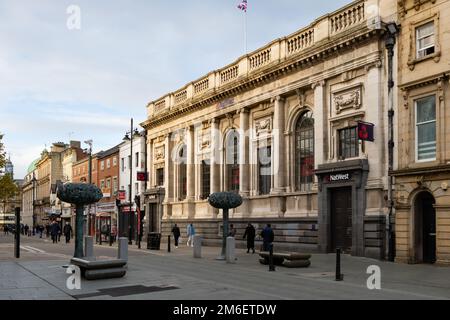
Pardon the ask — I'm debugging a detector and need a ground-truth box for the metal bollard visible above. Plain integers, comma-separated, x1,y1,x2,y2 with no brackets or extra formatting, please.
269,244,275,272
15,208,20,259
168,235,171,253
335,248,344,281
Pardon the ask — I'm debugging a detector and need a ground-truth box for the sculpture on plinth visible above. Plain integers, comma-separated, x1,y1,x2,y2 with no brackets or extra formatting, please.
208,192,243,260
57,183,103,258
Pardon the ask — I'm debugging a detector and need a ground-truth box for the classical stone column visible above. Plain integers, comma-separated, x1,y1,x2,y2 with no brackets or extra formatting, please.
312,81,325,170
148,139,154,188
272,96,286,193
164,134,171,203
239,108,250,196
186,126,195,200
210,119,220,194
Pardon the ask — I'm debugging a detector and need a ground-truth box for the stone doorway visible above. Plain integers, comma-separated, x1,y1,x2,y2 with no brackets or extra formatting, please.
414,192,436,264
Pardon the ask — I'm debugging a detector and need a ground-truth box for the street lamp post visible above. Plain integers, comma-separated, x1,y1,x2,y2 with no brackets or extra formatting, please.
84,140,93,237
31,173,37,232
124,119,139,246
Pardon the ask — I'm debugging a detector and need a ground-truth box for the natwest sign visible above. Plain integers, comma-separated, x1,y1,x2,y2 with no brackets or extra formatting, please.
325,173,352,183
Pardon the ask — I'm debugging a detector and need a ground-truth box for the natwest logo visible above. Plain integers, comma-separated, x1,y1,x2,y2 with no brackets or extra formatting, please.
325,173,352,182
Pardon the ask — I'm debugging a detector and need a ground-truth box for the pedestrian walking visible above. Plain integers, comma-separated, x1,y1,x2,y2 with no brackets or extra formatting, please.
50,221,60,244
228,224,237,238
261,224,274,252
24,225,29,237
172,224,181,248
186,223,196,247
243,223,256,254
45,224,50,238
3,225,8,235
63,222,73,244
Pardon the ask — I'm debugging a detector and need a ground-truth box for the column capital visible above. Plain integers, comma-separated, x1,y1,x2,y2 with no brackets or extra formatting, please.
209,118,220,125
271,96,285,104
237,107,250,114
311,80,326,90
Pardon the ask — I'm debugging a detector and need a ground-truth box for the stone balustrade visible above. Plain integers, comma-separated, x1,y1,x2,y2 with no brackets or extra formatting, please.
330,1,365,34
194,78,209,94
174,89,188,105
147,0,369,116
221,65,240,84
287,29,314,55
249,47,272,70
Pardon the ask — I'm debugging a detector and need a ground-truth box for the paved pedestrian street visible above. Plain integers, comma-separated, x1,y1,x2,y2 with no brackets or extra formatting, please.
0,234,449,300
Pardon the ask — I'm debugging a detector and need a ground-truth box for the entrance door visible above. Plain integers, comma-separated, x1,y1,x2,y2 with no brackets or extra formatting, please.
148,203,158,233
331,187,352,253
417,193,436,264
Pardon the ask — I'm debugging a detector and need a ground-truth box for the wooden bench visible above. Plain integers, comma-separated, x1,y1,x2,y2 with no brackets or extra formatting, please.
259,252,311,268
70,258,127,280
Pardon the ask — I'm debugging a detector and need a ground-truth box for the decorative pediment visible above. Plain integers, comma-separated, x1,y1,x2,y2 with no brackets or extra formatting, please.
198,132,211,151
255,117,272,136
155,146,165,161
333,85,362,114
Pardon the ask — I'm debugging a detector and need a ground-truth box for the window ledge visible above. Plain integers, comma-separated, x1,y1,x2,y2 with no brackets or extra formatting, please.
407,51,441,71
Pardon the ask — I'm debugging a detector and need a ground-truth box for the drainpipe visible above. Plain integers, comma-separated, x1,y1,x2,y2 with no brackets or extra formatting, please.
385,23,399,262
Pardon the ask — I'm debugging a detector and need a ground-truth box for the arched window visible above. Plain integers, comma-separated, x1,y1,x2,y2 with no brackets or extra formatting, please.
295,111,314,191
177,144,187,200
225,129,240,193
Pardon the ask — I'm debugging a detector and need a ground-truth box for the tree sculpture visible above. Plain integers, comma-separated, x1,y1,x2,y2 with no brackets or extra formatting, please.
208,192,243,260
57,183,102,258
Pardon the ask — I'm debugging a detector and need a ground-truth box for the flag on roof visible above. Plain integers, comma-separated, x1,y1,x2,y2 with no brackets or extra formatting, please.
237,0,248,12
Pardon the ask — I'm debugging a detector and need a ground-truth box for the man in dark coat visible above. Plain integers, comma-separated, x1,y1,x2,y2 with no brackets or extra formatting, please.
243,223,256,254
50,221,60,244
172,224,181,248
261,224,274,252
63,222,73,244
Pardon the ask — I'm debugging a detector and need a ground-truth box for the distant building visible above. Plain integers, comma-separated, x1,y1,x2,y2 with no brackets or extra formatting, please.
95,145,120,241
118,132,146,239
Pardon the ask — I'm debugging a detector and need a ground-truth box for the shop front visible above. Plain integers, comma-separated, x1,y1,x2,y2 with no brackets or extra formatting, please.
95,202,116,244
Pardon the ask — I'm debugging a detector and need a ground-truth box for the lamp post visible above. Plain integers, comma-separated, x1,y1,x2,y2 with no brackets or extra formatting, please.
123,118,140,245
31,173,37,231
84,140,93,237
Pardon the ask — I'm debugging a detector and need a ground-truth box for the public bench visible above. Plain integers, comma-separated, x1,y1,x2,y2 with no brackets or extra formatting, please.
259,252,311,268
70,258,127,280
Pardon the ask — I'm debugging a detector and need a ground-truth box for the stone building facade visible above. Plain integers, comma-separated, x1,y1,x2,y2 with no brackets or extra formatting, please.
21,159,39,227
142,0,398,258
34,143,67,225
393,0,450,264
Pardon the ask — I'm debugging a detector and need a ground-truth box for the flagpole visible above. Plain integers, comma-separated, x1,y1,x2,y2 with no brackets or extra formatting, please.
244,10,248,54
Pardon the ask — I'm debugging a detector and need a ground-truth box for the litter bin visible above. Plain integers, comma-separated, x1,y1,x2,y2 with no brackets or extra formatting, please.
147,232,161,250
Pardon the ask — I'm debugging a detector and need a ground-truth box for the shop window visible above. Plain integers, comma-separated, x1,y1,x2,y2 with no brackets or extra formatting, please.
178,145,187,200
258,146,272,195
201,160,211,199
156,168,164,186
338,127,359,160
295,111,315,191
225,130,240,193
